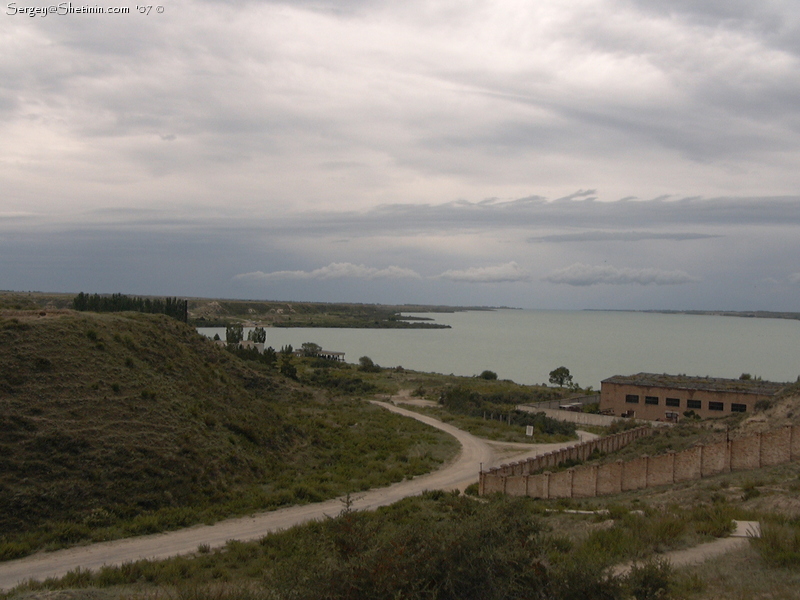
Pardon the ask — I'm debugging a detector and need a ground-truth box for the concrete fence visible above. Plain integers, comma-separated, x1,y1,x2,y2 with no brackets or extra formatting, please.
479,426,653,495
518,405,626,427
517,405,674,428
480,424,799,499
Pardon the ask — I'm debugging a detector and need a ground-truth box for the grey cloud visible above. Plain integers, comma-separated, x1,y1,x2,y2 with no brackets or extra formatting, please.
554,190,598,202
789,273,800,284
9,195,798,239
528,231,722,243
544,263,701,286
291,196,800,237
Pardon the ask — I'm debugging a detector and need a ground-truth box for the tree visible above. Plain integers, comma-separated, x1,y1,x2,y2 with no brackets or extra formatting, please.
279,356,297,379
549,366,572,387
359,356,380,372
263,346,277,368
479,370,498,380
301,342,322,357
226,324,243,345
248,327,266,343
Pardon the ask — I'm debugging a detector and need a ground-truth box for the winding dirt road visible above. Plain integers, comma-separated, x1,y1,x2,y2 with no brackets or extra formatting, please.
0,399,593,591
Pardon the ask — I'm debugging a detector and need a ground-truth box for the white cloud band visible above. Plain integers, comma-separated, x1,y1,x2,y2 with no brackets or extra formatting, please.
234,262,422,282
436,262,531,284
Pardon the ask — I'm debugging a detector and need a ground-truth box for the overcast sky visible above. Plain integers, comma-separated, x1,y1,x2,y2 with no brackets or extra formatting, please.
2,0,799,310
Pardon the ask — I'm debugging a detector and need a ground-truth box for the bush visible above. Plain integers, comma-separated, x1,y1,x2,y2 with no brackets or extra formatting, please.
753,522,800,568
479,370,498,380
626,559,673,600
358,356,381,372
439,386,576,437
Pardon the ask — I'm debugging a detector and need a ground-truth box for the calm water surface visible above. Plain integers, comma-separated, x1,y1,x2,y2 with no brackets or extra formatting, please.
199,310,800,389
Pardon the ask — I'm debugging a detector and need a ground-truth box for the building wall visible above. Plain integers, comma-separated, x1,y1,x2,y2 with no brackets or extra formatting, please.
599,380,772,421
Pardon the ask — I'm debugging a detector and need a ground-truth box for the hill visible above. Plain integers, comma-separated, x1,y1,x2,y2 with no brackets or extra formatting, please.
0,310,457,559
0,291,491,328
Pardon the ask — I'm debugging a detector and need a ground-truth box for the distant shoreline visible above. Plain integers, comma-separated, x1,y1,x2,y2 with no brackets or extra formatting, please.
585,309,800,322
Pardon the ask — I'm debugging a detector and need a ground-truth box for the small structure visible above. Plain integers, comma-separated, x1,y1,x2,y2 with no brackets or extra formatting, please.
238,340,265,353
600,373,785,421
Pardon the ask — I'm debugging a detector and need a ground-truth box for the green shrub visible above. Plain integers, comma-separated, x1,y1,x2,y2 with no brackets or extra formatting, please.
753,522,800,568
626,559,673,600
690,504,735,538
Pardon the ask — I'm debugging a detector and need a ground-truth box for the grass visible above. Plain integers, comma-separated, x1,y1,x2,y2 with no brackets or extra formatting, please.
2,494,699,600
396,403,576,443
0,310,458,560
9,459,800,599
3,492,759,600
680,543,800,599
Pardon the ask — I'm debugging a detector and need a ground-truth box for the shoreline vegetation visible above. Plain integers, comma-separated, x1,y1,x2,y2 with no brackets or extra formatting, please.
0,291,511,329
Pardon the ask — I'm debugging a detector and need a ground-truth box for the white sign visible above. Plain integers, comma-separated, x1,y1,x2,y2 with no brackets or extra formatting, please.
526,426,534,437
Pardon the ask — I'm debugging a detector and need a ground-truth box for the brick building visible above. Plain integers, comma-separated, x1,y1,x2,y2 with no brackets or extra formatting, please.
600,373,785,421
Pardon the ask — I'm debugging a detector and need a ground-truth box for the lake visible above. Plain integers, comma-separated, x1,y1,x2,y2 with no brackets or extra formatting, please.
198,310,800,389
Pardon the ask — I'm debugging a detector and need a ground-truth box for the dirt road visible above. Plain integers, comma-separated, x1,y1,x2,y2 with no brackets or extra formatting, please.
0,400,593,590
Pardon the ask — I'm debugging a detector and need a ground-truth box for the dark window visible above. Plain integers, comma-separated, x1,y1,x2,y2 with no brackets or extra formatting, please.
625,394,640,404
687,399,701,409
666,397,680,407
731,403,747,413
709,401,724,411
645,396,659,405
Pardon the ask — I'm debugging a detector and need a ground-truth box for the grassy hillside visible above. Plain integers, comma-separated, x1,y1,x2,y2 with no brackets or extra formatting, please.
0,310,457,559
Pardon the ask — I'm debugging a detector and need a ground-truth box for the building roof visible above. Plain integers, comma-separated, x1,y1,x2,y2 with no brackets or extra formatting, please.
601,373,785,396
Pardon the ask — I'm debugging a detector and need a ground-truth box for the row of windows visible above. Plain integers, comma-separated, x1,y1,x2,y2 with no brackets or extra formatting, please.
624,394,746,412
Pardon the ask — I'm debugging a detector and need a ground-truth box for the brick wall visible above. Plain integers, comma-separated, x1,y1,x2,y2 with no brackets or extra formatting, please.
674,445,701,482
479,426,652,495
480,424,800,500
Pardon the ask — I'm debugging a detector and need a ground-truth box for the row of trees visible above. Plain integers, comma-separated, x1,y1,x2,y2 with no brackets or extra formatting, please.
72,292,188,323
224,325,267,345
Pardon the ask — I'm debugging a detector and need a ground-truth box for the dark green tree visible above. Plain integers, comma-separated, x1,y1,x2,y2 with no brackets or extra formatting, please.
549,366,572,387
479,370,498,380
301,342,322,357
248,327,267,343
359,356,380,372
279,355,297,379
263,346,277,367
226,324,243,345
